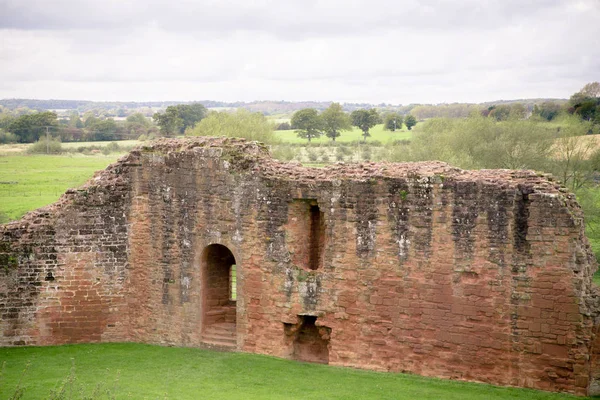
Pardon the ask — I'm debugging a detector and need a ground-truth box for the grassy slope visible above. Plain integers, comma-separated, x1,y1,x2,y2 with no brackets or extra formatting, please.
274,124,413,144
0,343,585,400
0,154,121,220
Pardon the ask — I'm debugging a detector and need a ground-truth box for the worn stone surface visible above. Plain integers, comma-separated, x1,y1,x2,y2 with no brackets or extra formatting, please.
2,136,600,395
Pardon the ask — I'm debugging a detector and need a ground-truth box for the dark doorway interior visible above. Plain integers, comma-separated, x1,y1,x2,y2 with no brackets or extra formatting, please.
285,315,330,364
202,244,237,348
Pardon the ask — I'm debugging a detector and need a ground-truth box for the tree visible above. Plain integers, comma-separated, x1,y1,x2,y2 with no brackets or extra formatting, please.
404,114,417,130
580,81,600,98
125,113,153,137
7,111,58,143
291,108,323,142
569,82,600,124
86,118,119,141
68,112,84,129
533,102,562,121
488,105,512,121
350,109,379,142
175,103,207,133
153,107,182,137
186,109,276,143
383,112,403,131
276,122,291,130
153,103,207,137
408,116,553,171
550,117,598,191
321,103,351,141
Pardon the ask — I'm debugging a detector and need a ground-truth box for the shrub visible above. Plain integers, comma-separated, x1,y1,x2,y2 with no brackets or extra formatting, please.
361,146,372,161
187,109,277,144
0,130,18,144
271,145,296,161
276,122,291,130
306,148,318,162
26,137,63,154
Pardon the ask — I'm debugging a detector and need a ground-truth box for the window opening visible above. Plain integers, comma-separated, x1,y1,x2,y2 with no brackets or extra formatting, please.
309,204,324,270
230,264,237,301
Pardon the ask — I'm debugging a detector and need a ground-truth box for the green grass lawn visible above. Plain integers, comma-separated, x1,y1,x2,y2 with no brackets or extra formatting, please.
275,124,413,144
0,343,587,400
0,154,121,221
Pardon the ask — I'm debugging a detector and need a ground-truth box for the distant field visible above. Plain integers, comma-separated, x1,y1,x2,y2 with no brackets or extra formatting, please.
0,140,142,155
275,124,413,144
0,343,584,400
0,154,120,221
61,139,141,149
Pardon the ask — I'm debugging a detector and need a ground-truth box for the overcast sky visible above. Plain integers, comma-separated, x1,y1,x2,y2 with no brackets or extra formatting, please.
1,0,599,104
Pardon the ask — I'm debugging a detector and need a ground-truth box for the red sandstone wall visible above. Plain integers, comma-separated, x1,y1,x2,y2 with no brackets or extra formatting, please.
1,138,599,396
0,163,132,346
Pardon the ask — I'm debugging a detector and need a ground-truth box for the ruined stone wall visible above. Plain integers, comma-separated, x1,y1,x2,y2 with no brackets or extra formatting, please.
0,161,131,345
1,137,600,395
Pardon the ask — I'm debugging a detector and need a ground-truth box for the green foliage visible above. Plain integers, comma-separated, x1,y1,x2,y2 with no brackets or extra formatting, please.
85,119,119,141
350,109,379,142
124,113,155,138
383,113,403,131
271,145,296,161
0,343,583,400
176,103,208,132
0,129,18,144
408,116,555,170
579,81,600,98
361,146,372,161
26,137,63,154
186,109,276,143
274,124,412,144
568,82,600,124
291,108,323,142
153,107,181,137
335,146,347,161
306,148,318,162
404,114,417,131
321,103,351,141
68,112,84,129
7,111,58,143
275,122,291,130
549,117,599,191
532,102,562,121
410,103,482,120
153,103,207,137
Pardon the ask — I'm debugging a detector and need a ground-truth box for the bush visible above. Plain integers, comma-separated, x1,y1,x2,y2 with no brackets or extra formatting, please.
276,122,291,130
271,145,296,161
106,142,120,152
361,146,372,161
26,137,63,154
306,148,318,162
187,109,277,144
0,130,18,144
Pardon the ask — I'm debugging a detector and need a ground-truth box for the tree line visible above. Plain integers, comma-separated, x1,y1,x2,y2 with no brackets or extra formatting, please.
288,103,417,143
0,103,209,144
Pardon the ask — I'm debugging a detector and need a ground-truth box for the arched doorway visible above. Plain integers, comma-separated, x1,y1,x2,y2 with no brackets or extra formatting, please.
201,244,237,348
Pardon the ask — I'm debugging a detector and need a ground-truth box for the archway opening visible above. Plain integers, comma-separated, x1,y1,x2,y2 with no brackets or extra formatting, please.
201,244,237,348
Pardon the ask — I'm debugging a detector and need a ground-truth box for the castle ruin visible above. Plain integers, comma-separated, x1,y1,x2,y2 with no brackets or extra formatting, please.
2,137,600,395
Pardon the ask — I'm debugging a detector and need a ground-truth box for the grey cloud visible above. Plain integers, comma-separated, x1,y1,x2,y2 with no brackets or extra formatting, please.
0,0,598,103
0,0,585,39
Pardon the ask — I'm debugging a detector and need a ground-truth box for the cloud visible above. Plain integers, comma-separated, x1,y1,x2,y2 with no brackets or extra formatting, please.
0,0,598,103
